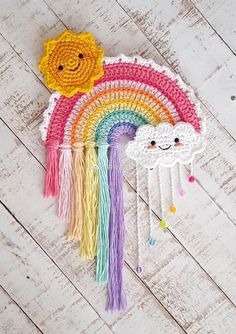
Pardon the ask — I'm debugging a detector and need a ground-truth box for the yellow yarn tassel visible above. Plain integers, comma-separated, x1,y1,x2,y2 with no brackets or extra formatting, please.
80,142,99,259
67,143,84,240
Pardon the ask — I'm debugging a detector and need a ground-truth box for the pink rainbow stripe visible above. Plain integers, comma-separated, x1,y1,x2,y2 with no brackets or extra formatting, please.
45,62,201,145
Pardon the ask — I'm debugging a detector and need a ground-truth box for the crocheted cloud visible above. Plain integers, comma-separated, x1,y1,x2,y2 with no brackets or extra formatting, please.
39,31,104,97
125,122,205,168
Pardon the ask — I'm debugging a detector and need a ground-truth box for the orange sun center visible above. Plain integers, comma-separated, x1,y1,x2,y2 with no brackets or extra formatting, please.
39,31,104,97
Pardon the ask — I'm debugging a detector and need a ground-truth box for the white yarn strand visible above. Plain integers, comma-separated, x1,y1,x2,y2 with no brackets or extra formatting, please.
190,160,194,176
178,163,185,196
158,165,166,228
170,167,175,208
135,162,142,273
179,163,184,188
147,169,155,245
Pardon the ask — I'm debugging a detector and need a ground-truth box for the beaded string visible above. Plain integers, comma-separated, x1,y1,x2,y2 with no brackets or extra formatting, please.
178,163,185,196
158,165,167,229
135,162,142,274
189,160,196,183
147,169,156,246
169,167,177,214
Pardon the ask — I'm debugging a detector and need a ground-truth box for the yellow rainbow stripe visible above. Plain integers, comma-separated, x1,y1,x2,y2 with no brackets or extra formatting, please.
70,87,176,143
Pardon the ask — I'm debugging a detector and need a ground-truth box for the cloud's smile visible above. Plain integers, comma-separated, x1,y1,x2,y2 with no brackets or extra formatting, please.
158,145,171,150
125,122,205,168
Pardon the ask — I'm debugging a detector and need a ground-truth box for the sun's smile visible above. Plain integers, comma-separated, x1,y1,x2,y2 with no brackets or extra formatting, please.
69,63,80,71
39,30,104,97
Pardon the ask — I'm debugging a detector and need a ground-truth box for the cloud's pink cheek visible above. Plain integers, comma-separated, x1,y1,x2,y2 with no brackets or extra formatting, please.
146,145,157,149
174,143,184,147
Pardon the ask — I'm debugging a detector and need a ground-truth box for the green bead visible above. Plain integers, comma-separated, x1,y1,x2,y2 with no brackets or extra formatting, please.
160,220,167,229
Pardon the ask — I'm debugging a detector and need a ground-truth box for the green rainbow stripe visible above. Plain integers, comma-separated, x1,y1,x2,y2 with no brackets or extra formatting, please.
88,110,151,143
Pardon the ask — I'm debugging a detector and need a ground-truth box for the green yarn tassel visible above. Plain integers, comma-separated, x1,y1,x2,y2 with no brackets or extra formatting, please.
96,143,110,283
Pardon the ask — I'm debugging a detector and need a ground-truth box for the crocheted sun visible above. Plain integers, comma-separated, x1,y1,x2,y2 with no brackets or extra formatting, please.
39,31,104,97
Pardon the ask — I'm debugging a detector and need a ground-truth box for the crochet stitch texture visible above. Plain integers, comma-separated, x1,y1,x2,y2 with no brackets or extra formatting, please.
39,31,205,312
39,31,104,97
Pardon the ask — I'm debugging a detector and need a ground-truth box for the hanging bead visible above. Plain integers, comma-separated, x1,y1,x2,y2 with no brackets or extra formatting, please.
189,161,195,183
160,220,167,229
188,175,196,183
169,167,177,214
136,266,142,274
148,238,156,246
169,206,176,213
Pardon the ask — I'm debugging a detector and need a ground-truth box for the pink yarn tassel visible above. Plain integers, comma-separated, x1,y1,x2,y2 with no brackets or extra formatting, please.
44,140,59,197
58,144,72,220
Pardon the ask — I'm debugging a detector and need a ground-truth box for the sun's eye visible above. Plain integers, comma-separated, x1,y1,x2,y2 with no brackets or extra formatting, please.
150,140,156,146
58,65,63,71
78,53,84,59
174,138,179,143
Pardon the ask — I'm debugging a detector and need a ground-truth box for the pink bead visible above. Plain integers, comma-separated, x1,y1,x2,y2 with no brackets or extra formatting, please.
188,175,196,183
179,189,185,196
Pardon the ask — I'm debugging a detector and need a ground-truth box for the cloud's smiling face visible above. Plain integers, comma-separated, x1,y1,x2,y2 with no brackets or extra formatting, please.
125,122,205,168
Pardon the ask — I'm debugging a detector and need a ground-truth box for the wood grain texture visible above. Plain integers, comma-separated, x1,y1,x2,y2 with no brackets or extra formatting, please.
0,200,114,334
1,0,235,224
122,148,236,304
1,118,236,333
0,287,41,334
0,0,235,287
192,0,236,52
123,181,236,333
0,0,236,333
0,120,185,333
116,0,236,139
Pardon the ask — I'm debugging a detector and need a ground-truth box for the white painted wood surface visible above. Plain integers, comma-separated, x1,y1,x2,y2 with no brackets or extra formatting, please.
0,0,236,333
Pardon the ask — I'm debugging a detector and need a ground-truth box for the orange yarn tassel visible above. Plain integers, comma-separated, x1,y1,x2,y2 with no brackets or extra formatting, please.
44,140,59,197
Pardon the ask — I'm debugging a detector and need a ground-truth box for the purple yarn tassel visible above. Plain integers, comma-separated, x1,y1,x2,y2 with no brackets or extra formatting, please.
106,144,127,312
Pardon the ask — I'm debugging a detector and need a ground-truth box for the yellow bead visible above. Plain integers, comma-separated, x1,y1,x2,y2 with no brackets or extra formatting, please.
160,220,167,229
170,206,176,213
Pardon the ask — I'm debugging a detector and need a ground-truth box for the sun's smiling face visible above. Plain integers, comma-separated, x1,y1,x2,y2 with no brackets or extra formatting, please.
39,31,104,97
126,122,205,168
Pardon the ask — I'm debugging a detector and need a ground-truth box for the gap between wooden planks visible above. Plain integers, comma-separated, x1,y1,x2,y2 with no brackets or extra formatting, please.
0,286,42,334
0,0,235,332
1,119,236,333
115,0,236,139
0,120,186,334
0,0,235,224
0,0,235,290
190,0,236,53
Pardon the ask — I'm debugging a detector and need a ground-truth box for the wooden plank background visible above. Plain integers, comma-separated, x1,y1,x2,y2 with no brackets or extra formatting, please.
0,0,236,333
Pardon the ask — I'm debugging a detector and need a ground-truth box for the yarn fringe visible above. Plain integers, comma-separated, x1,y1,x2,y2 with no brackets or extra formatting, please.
96,144,110,283
58,144,72,220
106,144,127,312
80,142,99,259
44,140,59,197
67,143,84,240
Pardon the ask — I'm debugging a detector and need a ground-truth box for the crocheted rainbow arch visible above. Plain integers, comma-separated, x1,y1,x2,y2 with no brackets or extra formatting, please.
39,31,206,312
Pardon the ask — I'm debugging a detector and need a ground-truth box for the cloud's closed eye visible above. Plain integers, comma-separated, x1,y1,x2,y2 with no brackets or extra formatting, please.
125,122,205,168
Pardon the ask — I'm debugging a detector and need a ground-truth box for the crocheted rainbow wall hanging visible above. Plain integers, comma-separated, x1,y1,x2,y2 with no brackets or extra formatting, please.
39,31,206,312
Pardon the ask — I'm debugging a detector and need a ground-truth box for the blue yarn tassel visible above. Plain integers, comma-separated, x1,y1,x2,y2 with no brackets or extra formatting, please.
96,143,110,283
